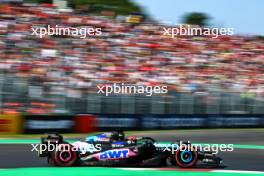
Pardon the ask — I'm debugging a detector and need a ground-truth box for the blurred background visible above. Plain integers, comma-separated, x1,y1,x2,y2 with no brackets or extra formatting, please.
0,0,264,133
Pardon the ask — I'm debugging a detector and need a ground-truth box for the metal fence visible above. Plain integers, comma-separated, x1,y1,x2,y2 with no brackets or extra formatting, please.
0,74,264,114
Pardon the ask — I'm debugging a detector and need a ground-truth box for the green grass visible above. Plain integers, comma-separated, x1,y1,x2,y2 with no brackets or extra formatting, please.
1,130,263,175
0,167,264,176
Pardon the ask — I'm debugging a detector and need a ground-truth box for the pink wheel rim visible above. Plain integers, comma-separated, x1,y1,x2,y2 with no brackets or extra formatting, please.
59,151,72,162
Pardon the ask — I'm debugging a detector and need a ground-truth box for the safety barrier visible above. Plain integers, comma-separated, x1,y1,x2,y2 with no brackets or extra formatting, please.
0,114,263,134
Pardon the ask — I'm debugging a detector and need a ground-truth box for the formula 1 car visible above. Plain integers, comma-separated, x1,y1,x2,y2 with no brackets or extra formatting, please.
38,131,223,168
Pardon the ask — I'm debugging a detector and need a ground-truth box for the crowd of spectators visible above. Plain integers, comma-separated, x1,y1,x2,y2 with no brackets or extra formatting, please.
0,3,263,114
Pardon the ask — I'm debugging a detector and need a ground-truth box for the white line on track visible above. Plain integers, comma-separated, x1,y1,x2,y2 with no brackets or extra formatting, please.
119,168,158,171
119,168,264,174
212,170,264,174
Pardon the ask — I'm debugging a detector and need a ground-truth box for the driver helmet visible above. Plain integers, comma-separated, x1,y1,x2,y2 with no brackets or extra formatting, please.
111,130,125,141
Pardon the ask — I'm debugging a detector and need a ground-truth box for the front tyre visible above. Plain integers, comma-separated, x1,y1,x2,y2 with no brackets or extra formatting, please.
175,148,198,168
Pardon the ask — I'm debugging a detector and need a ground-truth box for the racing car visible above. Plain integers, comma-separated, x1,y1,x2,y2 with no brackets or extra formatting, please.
38,130,223,168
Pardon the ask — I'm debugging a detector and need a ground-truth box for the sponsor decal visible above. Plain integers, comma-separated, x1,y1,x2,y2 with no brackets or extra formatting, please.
24,115,74,133
26,120,73,129
99,149,129,160
112,144,125,148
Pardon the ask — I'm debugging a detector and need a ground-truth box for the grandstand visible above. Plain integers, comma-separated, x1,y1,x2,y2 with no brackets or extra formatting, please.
0,3,263,114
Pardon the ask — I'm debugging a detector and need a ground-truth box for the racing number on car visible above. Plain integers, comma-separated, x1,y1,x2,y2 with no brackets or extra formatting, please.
99,149,129,160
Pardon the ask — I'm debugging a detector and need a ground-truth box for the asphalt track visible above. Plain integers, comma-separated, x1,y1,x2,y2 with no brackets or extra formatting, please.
0,129,263,172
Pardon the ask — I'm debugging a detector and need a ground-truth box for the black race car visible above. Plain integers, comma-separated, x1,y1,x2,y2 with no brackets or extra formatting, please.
38,131,223,168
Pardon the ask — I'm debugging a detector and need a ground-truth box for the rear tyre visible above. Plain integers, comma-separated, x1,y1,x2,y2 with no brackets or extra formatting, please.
51,143,78,167
48,157,55,166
